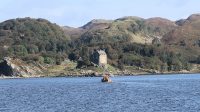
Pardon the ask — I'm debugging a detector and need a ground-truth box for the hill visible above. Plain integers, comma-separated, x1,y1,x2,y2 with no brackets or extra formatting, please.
1,14,200,77
0,17,70,64
63,16,177,45
162,14,200,60
66,14,200,73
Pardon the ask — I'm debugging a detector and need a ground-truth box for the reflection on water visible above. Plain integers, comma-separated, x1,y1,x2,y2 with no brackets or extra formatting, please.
0,74,200,112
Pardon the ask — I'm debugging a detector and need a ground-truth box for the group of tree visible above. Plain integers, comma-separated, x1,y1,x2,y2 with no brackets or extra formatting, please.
0,18,70,65
0,17,200,72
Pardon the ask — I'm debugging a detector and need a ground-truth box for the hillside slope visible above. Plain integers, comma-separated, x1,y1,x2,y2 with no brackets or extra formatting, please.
63,16,177,45
1,14,200,77
65,14,200,73
0,17,70,64
162,14,200,60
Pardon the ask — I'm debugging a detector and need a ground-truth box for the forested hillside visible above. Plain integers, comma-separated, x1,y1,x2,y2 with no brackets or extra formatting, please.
0,18,70,65
66,14,200,72
1,14,200,74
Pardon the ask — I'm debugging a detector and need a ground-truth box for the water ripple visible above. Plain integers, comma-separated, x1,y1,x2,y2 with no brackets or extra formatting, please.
0,74,200,112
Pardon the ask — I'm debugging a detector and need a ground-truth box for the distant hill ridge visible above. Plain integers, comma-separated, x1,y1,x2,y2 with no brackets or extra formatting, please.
1,14,200,48
67,15,177,44
62,14,200,45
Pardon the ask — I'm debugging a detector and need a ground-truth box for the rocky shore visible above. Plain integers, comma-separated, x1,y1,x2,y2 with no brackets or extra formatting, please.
0,57,200,79
0,57,44,77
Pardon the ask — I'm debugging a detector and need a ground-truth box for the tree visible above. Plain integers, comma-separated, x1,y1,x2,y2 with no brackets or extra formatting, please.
197,55,200,64
26,44,39,54
38,56,44,64
44,57,55,64
14,45,28,56
118,60,124,70
68,53,77,61
160,63,168,72
80,47,90,66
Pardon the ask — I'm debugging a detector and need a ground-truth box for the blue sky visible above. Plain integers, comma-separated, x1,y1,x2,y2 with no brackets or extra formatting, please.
0,0,200,27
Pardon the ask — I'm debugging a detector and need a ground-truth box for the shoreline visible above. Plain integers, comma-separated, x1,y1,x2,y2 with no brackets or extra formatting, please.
0,72,200,79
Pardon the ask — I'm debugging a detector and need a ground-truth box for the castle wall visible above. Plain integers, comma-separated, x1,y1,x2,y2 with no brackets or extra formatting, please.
99,54,107,65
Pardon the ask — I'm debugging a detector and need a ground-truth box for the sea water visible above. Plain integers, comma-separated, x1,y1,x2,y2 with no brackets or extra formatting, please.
0,74,200,112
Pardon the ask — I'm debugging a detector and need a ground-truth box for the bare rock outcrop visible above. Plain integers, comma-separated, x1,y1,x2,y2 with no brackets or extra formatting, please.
0,57,43,77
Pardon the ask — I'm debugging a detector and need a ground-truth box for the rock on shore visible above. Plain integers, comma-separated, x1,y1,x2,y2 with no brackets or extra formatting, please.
0,57,43,77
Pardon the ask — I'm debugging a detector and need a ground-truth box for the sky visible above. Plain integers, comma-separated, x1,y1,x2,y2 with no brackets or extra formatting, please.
0,0,200,27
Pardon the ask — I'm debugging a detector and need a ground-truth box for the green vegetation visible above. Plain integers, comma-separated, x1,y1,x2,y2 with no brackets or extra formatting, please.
70,42,191,72
0,18,70,65
1,15,200,75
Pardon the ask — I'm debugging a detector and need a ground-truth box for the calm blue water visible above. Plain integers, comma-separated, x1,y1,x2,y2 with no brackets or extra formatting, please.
1,74,200,112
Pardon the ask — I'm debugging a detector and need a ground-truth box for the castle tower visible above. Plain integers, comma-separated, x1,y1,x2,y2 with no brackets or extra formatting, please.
97,50,107,66
92,50,107,66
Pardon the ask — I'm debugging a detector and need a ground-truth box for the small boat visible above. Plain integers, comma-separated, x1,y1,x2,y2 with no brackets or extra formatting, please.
101,73,112,83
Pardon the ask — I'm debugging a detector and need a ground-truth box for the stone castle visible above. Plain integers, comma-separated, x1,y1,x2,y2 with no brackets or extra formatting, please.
92,50,107,66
